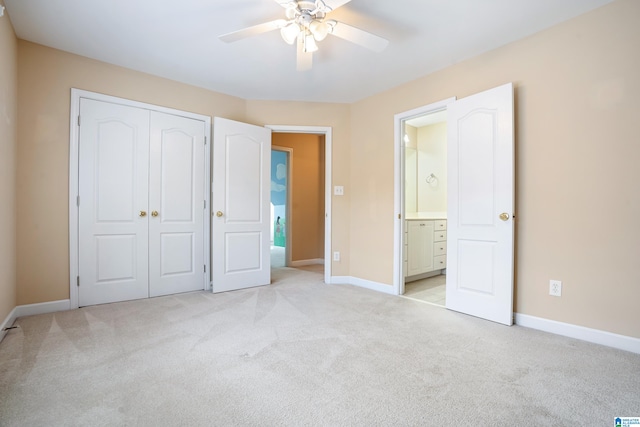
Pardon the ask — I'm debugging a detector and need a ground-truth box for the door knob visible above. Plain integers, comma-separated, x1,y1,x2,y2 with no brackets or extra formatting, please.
216,211,223,217
151,211,159,217
499,212,510,221
139,211,147,217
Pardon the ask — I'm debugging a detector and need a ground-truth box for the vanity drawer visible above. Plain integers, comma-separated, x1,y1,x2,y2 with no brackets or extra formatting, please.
434,230,447,242
434,255,447,270
434,242,447,256
435,220,447,231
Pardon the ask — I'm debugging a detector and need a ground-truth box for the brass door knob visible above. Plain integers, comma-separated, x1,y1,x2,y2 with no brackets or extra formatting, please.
499,213,510,221
151,211,159,217
139,211,147,217
216,211,223,217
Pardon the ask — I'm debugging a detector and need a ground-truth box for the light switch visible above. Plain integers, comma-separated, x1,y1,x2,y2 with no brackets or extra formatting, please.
334,186,344,196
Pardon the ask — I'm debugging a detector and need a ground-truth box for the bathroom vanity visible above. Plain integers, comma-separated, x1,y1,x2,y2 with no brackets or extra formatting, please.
404,218,447,281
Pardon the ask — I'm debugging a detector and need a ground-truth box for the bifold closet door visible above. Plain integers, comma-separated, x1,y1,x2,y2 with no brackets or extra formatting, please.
78,99,150,306
148,112,205,297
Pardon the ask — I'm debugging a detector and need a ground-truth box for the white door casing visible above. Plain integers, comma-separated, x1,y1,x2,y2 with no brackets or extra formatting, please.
212,117,272,292
394,98,456,295
71,90,211,308
148,112,206,297
267,125,333,286
78,99,150,306
446,83,515,325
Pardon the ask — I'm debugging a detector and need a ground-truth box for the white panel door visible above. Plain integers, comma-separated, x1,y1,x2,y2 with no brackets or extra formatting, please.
446,83,515,325
148,112,205,297
212,117,271,293
78,99,150,306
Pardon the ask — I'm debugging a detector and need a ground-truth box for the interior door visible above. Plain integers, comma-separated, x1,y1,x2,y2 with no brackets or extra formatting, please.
446,83,515,325
212,117,271,292
78,99,150,306
148,112,206,297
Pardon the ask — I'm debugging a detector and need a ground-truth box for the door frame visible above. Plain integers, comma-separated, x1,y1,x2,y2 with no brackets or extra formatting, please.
69,89,212,309
266,125,332,284
271,145,294,267
393,98,455,296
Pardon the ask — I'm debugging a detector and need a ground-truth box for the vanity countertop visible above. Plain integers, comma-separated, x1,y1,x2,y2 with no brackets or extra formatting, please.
405,212,447,220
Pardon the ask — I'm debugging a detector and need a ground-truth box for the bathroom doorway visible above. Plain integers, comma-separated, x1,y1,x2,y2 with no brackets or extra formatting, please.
401,109,449,306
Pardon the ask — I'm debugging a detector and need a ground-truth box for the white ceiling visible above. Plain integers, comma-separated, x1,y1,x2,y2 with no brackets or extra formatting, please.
4,0,612,103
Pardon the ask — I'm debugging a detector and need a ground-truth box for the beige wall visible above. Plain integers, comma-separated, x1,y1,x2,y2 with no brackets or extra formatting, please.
272,133,325,262
16,41,246,305
245,100,351,276
349,0,640,337
417,123,447,213
0,12,18,322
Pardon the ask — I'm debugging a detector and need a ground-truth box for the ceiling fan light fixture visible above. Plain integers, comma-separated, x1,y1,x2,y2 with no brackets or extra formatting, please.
310,20,330,41
304,32,319,53
285,7,298,20
218,0,389,71
281,22,300,45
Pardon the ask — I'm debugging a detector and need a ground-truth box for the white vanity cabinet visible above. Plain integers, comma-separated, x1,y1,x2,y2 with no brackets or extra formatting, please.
433,220,447,271
405,219,447,278
406,220,435,276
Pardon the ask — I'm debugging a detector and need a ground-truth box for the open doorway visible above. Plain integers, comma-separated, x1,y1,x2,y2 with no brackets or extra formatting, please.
269,129,329,281
393,98,455,301
401,110,449,306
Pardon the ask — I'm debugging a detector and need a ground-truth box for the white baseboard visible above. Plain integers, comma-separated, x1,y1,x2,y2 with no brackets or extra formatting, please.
290,258,325,267
330,276,396,295
15,299,70,317
515,313,640,355
1,299,70,343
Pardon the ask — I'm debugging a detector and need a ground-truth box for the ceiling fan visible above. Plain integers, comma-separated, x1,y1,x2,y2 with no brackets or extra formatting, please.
218,0,389,71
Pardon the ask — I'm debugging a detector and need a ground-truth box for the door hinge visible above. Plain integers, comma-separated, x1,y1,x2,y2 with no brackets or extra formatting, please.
77,196,80,206
204,136,207,145
204,200,206,209
204,265,206,273
77,276,80,287
78,115,81,127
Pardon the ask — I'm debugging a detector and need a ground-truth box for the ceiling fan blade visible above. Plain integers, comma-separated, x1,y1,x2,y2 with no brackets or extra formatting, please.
274,0,350,13
322,0,353,12
219,19,287,43
296,35,313,71
273,0,298,9
330,21,389,52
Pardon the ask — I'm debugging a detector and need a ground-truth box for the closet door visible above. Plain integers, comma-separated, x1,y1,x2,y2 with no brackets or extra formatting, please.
78,99,150,306
211,117,271,293
148,112,205,297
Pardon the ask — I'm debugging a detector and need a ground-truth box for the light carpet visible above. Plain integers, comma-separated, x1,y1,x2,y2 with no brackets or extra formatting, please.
1,266,639,426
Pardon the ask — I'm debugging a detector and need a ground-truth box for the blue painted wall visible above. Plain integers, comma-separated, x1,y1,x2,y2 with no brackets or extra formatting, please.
271,150,287,206
271,150,287,247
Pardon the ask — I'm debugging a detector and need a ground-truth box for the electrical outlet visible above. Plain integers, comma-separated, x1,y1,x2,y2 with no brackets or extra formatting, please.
334,186,344,196
549,280,562,297
333,251,340,262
